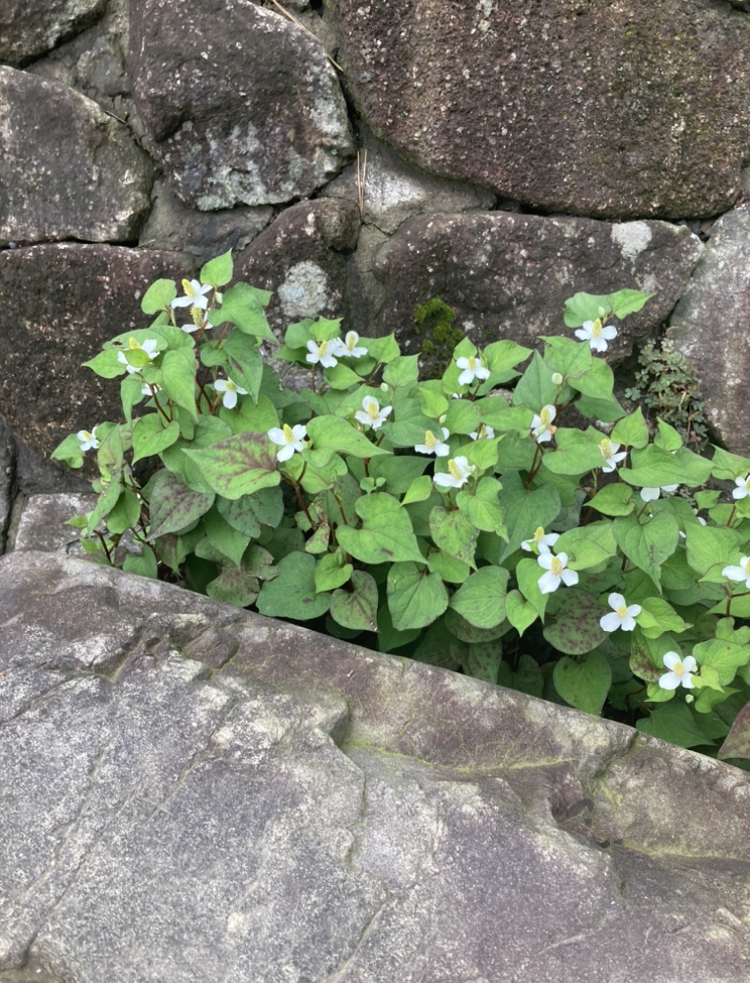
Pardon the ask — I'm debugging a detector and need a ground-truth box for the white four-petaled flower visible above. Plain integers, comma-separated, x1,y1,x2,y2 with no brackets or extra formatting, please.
598,438,627,473
268,423,308,462
306,338,338,368
732,474,750,500
415,427,450,456
76,427,99,451
537,551,579,594
433,456,476,490
530,404,557,444
658,652,698,690
456,354,490,387
117,338,161,374
600,593,641,632
171,278,213,311
355,396,392,430
722,556,750,589
332,331,367,358
575,318,618,352
469,424,495,441
214,378,248,409
639,483,679,502
521,526,559,553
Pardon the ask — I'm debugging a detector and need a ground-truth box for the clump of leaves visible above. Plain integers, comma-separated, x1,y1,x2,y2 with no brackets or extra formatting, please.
413,296,464,374
624,335,708,448
52,258,750,768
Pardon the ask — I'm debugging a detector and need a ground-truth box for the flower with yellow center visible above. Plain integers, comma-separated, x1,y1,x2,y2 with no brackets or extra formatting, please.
456,354,490,387
575,318,618,352
530,404,557,444
355,396,392,430
521,526,559,554
722,556,750,590
599,593,641,632
171,278,212,311
332,331,368,358
658,652,697,690
415,427,450,457
306,339,338,368
214,378,248,409
76,427,100,451
598,437,627,473
268,423,308,462
537,551,578,594
433,456,476,490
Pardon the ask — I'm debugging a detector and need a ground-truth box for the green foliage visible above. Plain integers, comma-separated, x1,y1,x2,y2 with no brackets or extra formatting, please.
413,296,464,375
624,335,708,447
54,268,750,766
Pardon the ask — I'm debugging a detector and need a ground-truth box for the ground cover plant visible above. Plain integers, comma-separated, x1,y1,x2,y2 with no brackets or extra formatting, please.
54,251,750,765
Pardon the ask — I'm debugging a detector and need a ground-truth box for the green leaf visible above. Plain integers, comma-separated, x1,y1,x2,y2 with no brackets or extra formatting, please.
131,416,180,464
718,703,750,760
206,566,260,607
515,558,549,620
483,339,532,374
613,511,680,589
83,349,128,379
376,604,422,653
222,331,264,398
387,561,449,630
306,415,390,459
403,474,434,505
636,596,691,639
444,399,481,435
184,432,280,500
324,363,363,390
554,521,617,570
497,653,543,697
148,470,215,539
200,249,234,287
693,637,750,686
544,589,607,655
444,607,506,642
563,292,612,326
50,433,85,469
243,543,278,580
449,566,509,628
541,335,592,383
653,418,683,452
203,507,251,567
456,476,506,535
256,552,330,620
505,589,538,635
330,570,379,632
611,407,649,449
220,392,279,436
106,489,141,535
315,551,354,592
368,455,430,496
141,278,177,314
553,651,612,715
512,351,558,410
574,393,625,423
587,483,635,516
684,522,742,580
621,445,713,489
122,545,158,580
541,428,605,476
429,506,478,568
364,334,400,364
161,348,198,421
636,702,714,749
383,355,420,388
608,288,653,319
568,357,615,402
426,549,471,584
710,446,750,482
498,472,561,561
336,493,425,565
464,641,503,684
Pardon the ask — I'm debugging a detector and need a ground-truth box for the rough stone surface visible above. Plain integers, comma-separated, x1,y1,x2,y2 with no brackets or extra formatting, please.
12,493,97,554
0,66,156,247
323,125,498,235
0,244,195,461
128,0,354,209
0,0,106,67
326,0,750,219
139,177,274,263
1,550,750,983
668,205,750,456
374,211,704,364
235,198,361,334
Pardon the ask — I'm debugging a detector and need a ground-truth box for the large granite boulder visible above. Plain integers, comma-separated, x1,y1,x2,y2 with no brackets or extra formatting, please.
128,0,354,209
668,204,750,456
326,0,750,219
374,211,703,360
0,0,106,67
0,66,156,247
0,244,194,461
1,550,749,982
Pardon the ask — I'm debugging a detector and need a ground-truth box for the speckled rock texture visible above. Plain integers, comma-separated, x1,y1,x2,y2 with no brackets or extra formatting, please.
1,550,749,983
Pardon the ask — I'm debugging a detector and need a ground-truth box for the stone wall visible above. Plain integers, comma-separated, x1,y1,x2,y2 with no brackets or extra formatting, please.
1,0,750,526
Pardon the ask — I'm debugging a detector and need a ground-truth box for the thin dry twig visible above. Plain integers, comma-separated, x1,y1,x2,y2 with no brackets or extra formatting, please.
267,0,344,72
356,149,368,220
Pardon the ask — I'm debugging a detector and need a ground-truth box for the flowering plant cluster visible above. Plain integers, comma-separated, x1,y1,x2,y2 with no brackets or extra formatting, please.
53,254,750,764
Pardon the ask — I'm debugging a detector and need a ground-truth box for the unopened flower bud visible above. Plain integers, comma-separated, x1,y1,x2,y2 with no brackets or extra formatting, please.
551,372,563,386
380,382,389,392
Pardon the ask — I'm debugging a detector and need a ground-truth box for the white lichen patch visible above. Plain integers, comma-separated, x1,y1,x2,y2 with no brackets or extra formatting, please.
611,222,652,261
278,260,332,320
